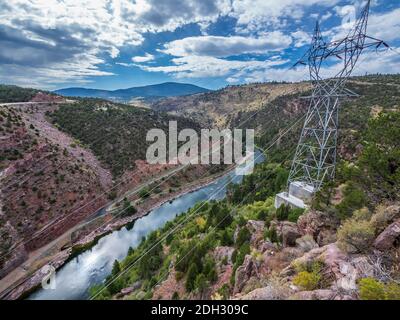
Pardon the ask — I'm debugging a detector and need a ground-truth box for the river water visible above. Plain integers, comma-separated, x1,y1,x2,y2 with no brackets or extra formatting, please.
29,151,265,300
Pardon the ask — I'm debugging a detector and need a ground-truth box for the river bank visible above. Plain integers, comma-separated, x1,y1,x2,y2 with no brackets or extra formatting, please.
0,164,236,300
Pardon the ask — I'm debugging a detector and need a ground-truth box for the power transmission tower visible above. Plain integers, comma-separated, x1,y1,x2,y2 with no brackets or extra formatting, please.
275,0,388,209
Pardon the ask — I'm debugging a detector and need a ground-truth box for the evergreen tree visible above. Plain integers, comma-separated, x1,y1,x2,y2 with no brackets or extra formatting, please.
185,263,199,292
111,260,121,276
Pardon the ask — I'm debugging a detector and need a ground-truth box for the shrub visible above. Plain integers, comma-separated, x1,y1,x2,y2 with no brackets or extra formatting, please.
172,291,179,300
337,218,375,253
293,271,321,291
186,263,199,292
288,208,305,223
359,278,386,300
370,204,400,234
236,226,251,247
264,227,279,243
276,204,290,221
139,187,150,199
335,182,367,220
385,282,400,300
360,112,400,200
194,274,207,293
352,207,372,221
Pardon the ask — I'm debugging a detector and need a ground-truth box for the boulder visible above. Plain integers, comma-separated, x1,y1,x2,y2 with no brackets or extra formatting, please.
262,247,303,275
373,219,400,251
371,205,400,233
258,240,277,254
297,210,340,246
213,246,234,264
236,281,292,300
246,220,265,247
116,287,134,298
271,221,301,247
290,289,354,300
296,234,319,252
233,255,257,294
291,243,374,293
290,289,336,300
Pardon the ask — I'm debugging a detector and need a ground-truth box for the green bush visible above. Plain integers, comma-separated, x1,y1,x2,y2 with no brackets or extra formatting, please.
236,226,251,247
360,112,400,200
186,263,199,292
264,227,279,243
337,218,375,253
288,208,305,223
385,282,400,300
139,187,151,199
276,204,290,221
293,271,321,291
335,182,367,220
172,291,179,300
359,278,386,300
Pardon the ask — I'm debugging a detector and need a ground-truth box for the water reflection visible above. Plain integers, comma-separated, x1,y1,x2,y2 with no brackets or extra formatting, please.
30,151,265,300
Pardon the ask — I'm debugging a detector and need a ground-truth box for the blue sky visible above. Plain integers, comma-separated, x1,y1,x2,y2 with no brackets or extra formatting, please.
0,0,399,90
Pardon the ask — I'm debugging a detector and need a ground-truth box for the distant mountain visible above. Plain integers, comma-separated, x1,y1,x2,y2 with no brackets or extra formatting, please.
54,82,211,101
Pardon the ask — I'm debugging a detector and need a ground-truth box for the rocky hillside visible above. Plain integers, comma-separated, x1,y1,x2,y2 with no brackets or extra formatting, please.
0,92,224,283
150,82,310,127
48,99,201,177
91,74,400,300
0,102,110,277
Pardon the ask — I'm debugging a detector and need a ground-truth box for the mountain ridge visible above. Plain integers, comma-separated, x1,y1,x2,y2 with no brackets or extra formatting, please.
54,82,211,101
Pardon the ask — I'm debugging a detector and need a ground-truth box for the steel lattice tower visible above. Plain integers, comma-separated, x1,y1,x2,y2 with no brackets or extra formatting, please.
275,0,388,209
287,0,387,193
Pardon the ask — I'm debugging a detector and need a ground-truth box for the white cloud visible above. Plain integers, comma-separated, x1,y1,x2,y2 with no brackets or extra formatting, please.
0,53,114,89
0,0,398,87
229,0,341,33
132,53,155,62
242,46,400,84
136,55,289,79
161,33,292,57
291,30,310,48
323,6,400,44
368,8,400,42
0,0,231,87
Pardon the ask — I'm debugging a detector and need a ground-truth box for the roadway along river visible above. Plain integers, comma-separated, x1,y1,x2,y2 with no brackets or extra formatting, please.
29,150,265,300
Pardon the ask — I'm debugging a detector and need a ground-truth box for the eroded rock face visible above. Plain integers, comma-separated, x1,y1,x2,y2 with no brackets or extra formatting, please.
374,219,400,251
290,289,354,300
246,220,265,248
234,255,257,294
213,246,234,264
236,281,293,300
271,221,301,247
296,234,319,253
290,289,336,300
297,210,340,246
371,205,400,233
290,243,374,294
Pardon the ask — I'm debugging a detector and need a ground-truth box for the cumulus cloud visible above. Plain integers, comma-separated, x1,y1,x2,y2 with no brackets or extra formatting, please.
0,0,230,87
161,33,292,57
368,8,400,42
132,53,155,63
136,55,289,79
242,47,400,84
291,30,311,48
0,0,398,88
124,0,231,32
229,0,341,33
